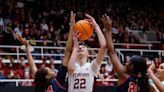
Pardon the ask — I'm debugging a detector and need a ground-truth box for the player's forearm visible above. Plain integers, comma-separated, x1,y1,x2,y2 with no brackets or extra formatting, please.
105,31,124,76
68,48,78,73
109,53,125,76
105,31,118,66
62,29,73,66
65,29,73,53
95,26,106,48
105,31,115,54
62,52,71,67
92,26,106,65
93,26,106,65
26,46,37,77
148,69,164,91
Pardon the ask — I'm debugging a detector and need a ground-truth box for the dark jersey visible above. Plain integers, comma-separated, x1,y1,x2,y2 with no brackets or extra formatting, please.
47,65,67,92
116,76,138,92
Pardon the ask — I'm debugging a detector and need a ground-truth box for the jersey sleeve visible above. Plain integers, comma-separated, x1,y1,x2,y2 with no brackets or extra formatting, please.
90,60,100,77
56,65,67,86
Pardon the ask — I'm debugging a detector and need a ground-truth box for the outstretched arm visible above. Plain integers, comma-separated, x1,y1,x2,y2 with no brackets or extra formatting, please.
16,33,37,78
102,14,125,77
85,14,106,65
85,14,106,75
148,62,164,92
67,31,80,75
62,11,75,67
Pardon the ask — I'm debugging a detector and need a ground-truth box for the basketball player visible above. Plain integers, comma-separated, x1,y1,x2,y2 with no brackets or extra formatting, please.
148,62,164,92
16,11,75,92
102,14,155,92
67,14,106,92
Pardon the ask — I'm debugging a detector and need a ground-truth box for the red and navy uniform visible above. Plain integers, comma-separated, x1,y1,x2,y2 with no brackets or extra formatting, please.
116,76,138,92
47,65,67,92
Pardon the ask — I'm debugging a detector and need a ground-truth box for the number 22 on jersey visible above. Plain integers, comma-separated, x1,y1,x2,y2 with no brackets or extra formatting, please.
74,78,86,89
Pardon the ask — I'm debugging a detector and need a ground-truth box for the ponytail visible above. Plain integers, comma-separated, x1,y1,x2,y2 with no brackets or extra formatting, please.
130,55,150,92
137,74,150,92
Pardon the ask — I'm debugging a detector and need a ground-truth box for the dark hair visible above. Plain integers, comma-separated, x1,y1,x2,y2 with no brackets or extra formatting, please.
34,68,52,92
130,55,149,92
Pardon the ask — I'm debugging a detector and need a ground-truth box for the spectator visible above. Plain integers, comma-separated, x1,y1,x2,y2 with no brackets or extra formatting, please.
0,70,6,86
0,70,6,79
99,64,110,80
19,71,33,87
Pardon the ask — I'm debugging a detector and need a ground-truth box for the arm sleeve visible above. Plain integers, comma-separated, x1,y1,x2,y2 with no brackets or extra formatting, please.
56,65,67,85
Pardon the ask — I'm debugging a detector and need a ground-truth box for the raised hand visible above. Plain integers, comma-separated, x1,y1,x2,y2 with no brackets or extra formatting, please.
102,14,112,32
72,31,81,48
70,11,76,29
16,33,29,47
85,14,99,28
148,61,156,71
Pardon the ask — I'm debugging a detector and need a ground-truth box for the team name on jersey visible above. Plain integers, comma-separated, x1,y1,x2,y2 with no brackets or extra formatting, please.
73,73,90,77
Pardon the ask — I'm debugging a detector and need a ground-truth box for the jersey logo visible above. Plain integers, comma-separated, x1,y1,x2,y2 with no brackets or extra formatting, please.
47,85,53,92
128,82,138,92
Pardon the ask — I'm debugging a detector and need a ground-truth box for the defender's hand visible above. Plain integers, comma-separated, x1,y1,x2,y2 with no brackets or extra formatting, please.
102,14,112,32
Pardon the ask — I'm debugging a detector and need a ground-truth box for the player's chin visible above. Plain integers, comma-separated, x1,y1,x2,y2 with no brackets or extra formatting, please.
51,73,57,78
78,52,85,56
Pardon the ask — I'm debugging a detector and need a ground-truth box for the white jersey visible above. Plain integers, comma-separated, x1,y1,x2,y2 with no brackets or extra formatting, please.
68,61,99,92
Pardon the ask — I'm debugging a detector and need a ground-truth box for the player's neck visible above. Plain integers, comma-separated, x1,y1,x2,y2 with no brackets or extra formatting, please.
77,58,87,67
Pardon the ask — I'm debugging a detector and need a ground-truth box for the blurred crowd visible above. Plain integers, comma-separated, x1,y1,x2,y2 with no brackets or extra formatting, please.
0,0,164,47
0,0,164,86
0,56,58,86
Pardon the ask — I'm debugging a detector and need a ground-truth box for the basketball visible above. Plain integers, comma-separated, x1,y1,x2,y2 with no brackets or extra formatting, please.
74,20,93,41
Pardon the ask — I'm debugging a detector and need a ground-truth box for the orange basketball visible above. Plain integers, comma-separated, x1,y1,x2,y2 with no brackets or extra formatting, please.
74,20,93,41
